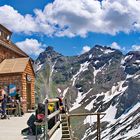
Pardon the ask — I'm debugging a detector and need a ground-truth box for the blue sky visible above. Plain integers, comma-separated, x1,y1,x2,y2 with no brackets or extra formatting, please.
0,0,140,59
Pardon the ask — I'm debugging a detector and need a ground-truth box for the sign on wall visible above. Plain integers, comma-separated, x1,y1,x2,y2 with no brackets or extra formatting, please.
9,84,16,96
26,74,31,82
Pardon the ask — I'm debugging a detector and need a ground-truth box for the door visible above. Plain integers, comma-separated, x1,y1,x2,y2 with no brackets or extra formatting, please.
26,83,31,110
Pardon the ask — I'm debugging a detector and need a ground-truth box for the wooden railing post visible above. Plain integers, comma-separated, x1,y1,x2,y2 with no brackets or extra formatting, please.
45,99,49,140
69,113,105,140
97,114,101,140
65,98,69,113
47,98,61,139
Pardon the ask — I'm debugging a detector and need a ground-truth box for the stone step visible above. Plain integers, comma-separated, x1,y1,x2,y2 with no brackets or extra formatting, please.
62,134,71,138
62,130,70,134
62,126,69,130
61,119,67,122
61,115,67,119
61,138,71,140
62,122,68,126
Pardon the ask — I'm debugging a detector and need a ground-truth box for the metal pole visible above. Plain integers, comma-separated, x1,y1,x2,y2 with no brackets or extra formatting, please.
35,124,38,140
45,99,49,140
97,114,101,140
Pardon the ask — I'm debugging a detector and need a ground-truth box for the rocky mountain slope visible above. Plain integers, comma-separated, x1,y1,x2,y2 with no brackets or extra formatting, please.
34,45,140,140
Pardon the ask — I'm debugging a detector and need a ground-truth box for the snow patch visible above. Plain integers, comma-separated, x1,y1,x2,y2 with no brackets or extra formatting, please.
121,58,125,65
93,64,106,84
134,74,140,79
94,60,99,64
102,105,117,123
135,60,140,63
104,49,115,54
89,54,92,59
126,74,134,79
93,67,101,84
124,55,133,61
57,88,61,93
71,61,90,86
36,64,43,71
82,129,96,140
102,103,140,140
62,87,69,97
103,81,128,103
82,88,93,100
84,115,98,125
85,97,96,111
50,60,57,76
69,88,93,112
69,91,83,111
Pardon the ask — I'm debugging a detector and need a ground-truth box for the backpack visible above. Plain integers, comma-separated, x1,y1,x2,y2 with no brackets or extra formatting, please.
36,114,45,122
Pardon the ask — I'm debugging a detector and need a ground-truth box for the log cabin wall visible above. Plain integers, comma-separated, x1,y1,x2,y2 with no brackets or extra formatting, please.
22,61,35,112
0,74,22,89
0,60,35,113
0,45,22,63
0,24,35,113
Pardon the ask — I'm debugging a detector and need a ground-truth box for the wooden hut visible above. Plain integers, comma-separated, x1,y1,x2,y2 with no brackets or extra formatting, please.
0,24,35,112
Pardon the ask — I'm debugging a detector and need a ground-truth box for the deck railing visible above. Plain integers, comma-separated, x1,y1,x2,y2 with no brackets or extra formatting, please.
35,98,62,140
44,98,61,140
36,97,106,140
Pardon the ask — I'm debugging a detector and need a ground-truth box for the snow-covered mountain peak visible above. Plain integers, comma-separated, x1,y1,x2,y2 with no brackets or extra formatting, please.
35,45,140,140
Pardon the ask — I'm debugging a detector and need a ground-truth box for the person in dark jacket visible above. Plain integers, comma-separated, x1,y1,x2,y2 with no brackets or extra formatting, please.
36,103,45,122
1,94,7,119
22,103,45,136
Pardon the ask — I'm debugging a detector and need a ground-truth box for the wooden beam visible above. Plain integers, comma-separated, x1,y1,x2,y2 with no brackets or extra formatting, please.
97,114,101,140
69,112,106,117
47,110,60,121
47,98,59,103
48,121,61,138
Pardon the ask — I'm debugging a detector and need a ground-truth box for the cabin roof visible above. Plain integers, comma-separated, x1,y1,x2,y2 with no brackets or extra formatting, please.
0,24,28,57
0,39,28,57
0,24,12,35
0,57,30,74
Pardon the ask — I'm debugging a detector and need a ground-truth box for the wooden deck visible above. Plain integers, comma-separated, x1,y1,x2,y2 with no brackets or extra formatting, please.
0,113,35,140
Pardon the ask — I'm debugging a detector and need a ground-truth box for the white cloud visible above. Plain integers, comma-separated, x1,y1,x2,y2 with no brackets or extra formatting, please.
16,38,44,56
0,5,38,34
81,45,91,54
110,42,121,50
132,45,140,51
0,5,54,35
1,0,140,37
110,42,126,52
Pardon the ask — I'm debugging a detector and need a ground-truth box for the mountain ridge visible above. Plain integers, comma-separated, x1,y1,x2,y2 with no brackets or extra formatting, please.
34,45,140,140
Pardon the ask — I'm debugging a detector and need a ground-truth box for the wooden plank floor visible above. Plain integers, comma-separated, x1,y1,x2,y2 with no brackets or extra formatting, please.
0,113,36,140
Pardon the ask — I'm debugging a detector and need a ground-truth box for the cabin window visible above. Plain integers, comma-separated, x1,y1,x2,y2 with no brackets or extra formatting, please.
7,35,10,40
